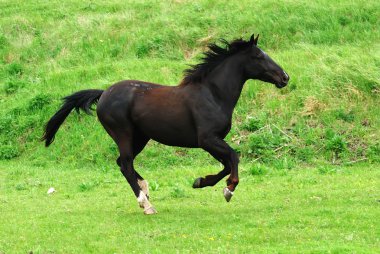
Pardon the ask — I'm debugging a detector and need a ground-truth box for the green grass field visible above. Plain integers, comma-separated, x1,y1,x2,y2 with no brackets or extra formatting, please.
1,161,379,253
1,0,379,253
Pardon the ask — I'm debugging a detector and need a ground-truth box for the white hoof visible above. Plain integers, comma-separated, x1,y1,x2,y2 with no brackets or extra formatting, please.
144,207,157,215
137,191,156,213
223,187,234,202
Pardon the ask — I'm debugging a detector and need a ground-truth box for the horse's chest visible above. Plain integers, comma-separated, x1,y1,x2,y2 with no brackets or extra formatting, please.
196,104,233,138
209,111,232,138
218,120,232,138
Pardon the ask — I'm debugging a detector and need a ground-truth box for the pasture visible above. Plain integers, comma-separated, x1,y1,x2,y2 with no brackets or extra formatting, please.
1,161,379,253
0,0,379,253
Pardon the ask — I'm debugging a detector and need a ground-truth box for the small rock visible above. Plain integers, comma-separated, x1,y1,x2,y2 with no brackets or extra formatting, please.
47,187,56,195
310,196,322,201
345,233,354,241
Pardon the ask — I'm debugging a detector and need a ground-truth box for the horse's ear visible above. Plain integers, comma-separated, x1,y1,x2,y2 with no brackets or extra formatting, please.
254,34,259,45
250,34,255,44
250,34,259,46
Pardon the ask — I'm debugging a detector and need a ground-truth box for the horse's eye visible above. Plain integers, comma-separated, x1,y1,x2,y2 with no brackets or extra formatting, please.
252,52,263,59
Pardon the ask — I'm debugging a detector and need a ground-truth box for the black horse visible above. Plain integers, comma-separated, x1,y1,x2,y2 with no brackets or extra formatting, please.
42,34,289,214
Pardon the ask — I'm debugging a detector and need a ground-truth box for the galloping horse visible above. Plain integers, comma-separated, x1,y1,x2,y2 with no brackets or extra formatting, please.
42,34,289,214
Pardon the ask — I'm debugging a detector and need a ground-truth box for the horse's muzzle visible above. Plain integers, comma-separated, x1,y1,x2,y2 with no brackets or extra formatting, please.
275,71,289,88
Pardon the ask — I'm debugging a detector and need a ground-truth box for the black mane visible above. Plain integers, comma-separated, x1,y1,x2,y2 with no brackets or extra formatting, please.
182,38,254,85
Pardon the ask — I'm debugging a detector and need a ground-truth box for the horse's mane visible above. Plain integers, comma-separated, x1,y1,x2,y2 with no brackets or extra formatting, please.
181,37,255,85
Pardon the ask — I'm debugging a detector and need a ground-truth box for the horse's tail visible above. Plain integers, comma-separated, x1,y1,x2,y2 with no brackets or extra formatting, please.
42,89,104,147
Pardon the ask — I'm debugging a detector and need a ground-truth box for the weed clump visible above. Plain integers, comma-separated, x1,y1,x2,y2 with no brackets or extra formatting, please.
249,163,269,176
28,94,52,111
367,143,380,163
333,109,355,123
0,32,8,49
295,147,315,162
7,63,23,76
0,145,20,160
318,166,337,175
325,129,347,163
243,116,265,132
171,185,186,198
78,181,99,192
4,79,26,94
247,126,290,162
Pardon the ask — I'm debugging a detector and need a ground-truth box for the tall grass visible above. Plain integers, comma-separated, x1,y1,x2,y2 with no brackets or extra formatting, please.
1,0,379,167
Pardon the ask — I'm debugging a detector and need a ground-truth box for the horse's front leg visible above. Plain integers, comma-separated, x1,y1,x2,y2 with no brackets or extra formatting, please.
197,136,239,202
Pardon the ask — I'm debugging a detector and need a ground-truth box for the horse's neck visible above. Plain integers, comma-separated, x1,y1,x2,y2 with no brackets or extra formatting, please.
205,58,246,110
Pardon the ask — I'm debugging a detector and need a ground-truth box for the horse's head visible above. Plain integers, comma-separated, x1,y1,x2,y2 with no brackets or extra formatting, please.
243,34,289,88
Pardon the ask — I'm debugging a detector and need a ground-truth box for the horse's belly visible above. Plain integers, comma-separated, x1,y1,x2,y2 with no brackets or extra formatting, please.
132,107,198,148
150,129,198,147
137,120,198,147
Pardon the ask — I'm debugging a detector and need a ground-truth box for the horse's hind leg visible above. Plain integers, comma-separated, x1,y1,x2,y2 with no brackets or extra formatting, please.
114,130,156,215
116,133,151,199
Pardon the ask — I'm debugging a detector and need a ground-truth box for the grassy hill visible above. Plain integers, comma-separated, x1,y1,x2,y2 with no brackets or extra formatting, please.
1,0,379,169
1,0,379,168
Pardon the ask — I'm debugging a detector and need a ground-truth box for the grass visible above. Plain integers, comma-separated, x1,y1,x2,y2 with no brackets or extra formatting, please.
1,0,380,253
1,161,379,253
1,0,379,166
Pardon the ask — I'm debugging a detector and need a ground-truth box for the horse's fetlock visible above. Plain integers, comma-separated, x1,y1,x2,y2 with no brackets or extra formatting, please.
227,177,239,186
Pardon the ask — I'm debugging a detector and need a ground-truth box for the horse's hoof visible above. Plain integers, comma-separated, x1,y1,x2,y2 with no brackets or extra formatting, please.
192,177,202,188
223,187,234,202
144,207,157,215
